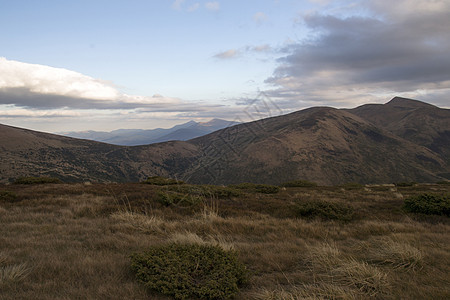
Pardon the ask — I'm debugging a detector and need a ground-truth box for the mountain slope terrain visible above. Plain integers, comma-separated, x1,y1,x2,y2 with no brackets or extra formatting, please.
1,97,448,185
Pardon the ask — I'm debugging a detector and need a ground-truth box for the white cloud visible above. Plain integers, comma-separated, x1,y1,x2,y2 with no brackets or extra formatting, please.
213,49,239,59
205,1,220,11
0,57,119,100
0,57,181,109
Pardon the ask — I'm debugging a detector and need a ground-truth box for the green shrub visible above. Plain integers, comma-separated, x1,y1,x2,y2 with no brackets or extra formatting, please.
296,200,355,222
0,191,18,203
338,182,363,190
280,180,318,188
142,176,184,186
156,191,203,207
395,182,417,187
13,177,61,184
403,194,449,216
229,183,280,194
167,184,241,199
130,243,248,299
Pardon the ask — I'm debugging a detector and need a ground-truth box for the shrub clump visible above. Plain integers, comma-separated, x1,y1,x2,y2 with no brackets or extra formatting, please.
296,200,355,222
338,182,363,190
0,191,18,203
395,182,417,187
229,183,280,194
130,243,248,299
167,184,241,199
156,191,203,207
403,193,449,216
143,176,184,186
280,180,318,188
13,177,61,184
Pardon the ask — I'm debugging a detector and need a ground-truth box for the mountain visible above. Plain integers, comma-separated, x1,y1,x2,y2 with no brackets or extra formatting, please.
349,97,450,177
61,119,239,146
1,97,449,185
0,123,198,183
181,106,447,185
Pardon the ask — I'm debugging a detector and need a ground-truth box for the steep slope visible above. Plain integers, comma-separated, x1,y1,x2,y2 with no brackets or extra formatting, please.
182,106,447,185
0,124,199,183
349,97,450,168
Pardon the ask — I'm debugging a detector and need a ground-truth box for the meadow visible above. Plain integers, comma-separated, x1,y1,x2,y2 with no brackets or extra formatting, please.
0,180,449,299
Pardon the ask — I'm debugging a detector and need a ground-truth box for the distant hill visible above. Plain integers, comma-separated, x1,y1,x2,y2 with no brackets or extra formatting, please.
61,119,240,146
1,97,449,185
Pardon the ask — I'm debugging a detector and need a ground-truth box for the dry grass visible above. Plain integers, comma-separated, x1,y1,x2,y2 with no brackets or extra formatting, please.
0,182,449,299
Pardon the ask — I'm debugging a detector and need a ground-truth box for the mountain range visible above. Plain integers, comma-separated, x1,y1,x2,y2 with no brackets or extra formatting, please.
1,97,448,185
60,119,240,146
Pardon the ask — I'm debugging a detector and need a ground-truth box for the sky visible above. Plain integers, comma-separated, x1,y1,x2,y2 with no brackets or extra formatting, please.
0,0,449,132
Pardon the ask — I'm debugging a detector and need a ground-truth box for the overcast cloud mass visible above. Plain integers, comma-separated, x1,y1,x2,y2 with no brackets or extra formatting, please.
0,0,449,132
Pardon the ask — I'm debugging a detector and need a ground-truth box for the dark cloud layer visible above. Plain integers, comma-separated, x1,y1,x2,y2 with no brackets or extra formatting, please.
266,1,450,105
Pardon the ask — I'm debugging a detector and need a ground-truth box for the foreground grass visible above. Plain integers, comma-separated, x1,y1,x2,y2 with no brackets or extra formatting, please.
0,182,449,299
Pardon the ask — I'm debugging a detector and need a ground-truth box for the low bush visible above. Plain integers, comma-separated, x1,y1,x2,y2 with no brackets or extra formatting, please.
338,182,364,190
130,243,248,299
229,183,280,194
167,184,241,199
296,200,355,222
280,180,317,188
142,176,184,185
0,191,18,203
156,191,203,207
403,193,449,216
395,182,417,187
13,177,61,184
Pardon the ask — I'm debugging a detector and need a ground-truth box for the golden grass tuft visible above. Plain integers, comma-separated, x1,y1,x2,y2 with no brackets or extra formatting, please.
361,237,423,270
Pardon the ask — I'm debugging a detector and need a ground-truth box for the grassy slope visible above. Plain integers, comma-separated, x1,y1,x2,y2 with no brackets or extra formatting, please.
0,183,449,299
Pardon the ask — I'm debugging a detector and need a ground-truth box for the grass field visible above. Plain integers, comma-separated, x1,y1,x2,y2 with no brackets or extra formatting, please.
0,181,449,299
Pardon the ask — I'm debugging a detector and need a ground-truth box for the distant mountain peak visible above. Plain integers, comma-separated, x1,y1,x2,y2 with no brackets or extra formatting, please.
386,97,436,108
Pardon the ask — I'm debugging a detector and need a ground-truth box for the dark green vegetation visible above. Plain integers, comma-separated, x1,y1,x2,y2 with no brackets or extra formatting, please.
143,176,184,186
1,97,449,185
295,199,355,222
229,183,280,194
404,193,450,216
130,244,248,299
13,176,62,184
280,180,318,187
0,181,449,299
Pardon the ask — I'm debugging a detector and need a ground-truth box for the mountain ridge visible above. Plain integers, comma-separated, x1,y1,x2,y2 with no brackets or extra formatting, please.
60,119,240,146
1,97,448,185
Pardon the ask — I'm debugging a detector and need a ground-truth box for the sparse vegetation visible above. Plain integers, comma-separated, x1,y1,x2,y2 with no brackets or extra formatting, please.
280,180,318,187
142,176,184,185
295,199,355,222
395,182,417,187
0,191,18,203
13,176,62,184
0,182,448,299
339,182,364,190
403,193,450,216
130,243,248,299
229,183,280,194
166,184,241,199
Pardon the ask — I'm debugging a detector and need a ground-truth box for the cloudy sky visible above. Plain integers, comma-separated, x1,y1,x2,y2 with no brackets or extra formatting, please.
1,0,449,132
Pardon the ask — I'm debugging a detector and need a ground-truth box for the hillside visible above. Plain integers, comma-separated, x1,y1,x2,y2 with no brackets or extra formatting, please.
0,124,198,183
184,106,446,185
1,97,449,185
349,97,450,168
